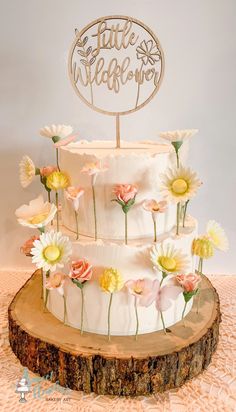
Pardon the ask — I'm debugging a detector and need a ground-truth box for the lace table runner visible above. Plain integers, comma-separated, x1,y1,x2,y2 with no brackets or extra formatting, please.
0,271,235,412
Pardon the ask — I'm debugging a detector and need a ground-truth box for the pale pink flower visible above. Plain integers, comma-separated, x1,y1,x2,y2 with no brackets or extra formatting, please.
155,282,182,311
20,235,39,256
45,272,66,296
54,134,77,148
175,273,201,293
125,278,159,307
81,161,108,185
143,199,167,221
40,166,58,177
65,186,85,212
69,259,93,283
113,184,138,204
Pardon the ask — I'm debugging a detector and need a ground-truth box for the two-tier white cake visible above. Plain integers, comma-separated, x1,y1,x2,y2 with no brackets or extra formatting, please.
46,140,197,335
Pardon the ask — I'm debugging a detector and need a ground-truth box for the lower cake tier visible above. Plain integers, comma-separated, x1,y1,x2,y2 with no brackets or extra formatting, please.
8,272,221,395
46,218,197,336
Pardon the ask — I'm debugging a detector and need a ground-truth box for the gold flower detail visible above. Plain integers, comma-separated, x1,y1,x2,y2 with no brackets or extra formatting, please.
136,40,161,66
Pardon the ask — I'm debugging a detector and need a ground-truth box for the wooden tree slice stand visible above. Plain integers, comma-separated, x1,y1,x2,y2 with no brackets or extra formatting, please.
8,271,221,396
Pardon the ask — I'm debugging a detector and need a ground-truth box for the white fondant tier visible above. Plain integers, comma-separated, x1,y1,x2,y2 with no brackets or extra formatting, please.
60,140,177,240
47,217,197,336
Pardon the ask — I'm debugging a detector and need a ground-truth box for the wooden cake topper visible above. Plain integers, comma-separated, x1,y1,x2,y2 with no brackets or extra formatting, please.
68,15,164,147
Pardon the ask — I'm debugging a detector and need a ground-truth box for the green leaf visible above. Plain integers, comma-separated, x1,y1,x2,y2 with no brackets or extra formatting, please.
172,141,183,152
126,197,136,208
111,198,125,207
183,290,197,303
72,279,84,289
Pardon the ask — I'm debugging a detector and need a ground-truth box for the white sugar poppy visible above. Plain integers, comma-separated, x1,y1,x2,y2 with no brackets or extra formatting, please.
15,195,57,229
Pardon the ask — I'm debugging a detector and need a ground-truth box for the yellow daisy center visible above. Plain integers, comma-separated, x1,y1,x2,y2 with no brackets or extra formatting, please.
172,178,188,194
29,213,48,224
133,286,143,295
159,256,176,271
25,162,32,177
43,245,61,263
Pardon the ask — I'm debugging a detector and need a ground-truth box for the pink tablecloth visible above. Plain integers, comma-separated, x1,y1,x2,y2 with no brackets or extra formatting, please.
0,271,235,412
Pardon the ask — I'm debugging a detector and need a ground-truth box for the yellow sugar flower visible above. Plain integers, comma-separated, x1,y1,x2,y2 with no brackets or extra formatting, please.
150,243,190,274
46,171,70,191
192,236,214,259
206,220,229,251
160,165,201,203
99,268,124,293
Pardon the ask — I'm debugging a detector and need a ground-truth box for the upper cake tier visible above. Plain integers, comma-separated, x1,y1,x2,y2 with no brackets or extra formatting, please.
60,140,178,240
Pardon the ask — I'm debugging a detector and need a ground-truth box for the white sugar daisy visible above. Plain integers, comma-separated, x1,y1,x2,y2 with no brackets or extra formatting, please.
31,230,72,272
15,195,57,229
207,220,229,251
40,124,73,140
160,129,198,143
150,242,190,274
19,155,36,188
160,165,201,203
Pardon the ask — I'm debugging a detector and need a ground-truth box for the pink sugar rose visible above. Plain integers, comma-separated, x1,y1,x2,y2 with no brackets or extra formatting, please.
69,259,93,283
113,184,138,204
20,235,40,256
176,273,201,293
40,166,58,177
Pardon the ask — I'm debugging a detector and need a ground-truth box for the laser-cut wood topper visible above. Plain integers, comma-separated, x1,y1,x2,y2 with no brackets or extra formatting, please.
68,15,164,147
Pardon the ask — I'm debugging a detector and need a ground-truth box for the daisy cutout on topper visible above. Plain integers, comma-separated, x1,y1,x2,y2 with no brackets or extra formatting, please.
40,124,76,170
81,161,108,241
143,199,167,242
150,242,190,285
160,165,201,235
112,184,138,245
126,278,159,340
65,186,85,240
99,268,124,341
15,195,57,233
69,259,93,335
45,272,67,323
159,129,198,168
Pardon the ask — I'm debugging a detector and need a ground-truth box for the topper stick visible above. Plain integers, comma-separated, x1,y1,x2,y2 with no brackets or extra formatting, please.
116,114,120,148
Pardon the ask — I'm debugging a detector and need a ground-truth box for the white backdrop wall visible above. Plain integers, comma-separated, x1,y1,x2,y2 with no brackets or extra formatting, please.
0,0,235,274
